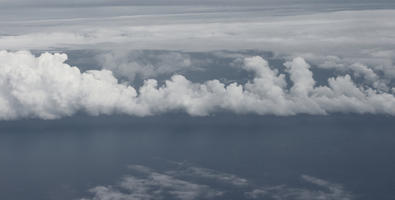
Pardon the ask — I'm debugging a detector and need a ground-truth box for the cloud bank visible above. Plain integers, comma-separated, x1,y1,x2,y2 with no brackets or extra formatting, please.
2,9,395,71
2,7,395,82
0,50,394,120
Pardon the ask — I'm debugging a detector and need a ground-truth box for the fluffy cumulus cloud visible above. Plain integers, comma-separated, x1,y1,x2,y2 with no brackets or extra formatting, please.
0,50,395,120
0,51,146,119
82,163,354,200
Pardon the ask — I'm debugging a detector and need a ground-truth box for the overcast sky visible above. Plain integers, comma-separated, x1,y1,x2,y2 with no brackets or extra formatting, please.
0,0,392,7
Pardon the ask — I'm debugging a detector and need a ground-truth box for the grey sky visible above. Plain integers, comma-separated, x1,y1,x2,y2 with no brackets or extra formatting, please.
1,0,394,7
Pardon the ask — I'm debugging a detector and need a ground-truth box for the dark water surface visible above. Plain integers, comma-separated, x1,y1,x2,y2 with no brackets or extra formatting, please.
0,114,394,200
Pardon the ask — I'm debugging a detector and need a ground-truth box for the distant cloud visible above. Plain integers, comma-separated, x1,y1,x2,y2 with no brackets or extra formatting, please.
1,9,395,75
82,163,354,200
246,175,353,200
5,0,388,8
166,165,249,187
0,51,394,120
0,0,277,7
82,165,223,200
97,50,194,81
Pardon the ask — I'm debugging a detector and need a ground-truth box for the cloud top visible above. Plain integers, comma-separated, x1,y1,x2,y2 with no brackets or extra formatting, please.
0,50,394,120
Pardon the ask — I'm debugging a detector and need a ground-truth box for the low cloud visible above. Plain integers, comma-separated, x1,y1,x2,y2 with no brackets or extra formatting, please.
0,51,144,119
82,165,223,200
0,51,394,120
82,163,354,200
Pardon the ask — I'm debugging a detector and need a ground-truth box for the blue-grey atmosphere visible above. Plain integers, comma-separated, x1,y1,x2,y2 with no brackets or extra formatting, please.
1,1,395,200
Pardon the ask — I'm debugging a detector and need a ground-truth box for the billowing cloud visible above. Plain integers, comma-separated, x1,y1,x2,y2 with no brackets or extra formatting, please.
0,50,150,119
0,50,394,120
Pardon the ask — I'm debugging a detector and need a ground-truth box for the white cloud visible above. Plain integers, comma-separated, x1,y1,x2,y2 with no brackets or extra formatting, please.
97,50,193,81
2,7,395,82
306,55,392,91
284,57,315,97
0,51,394,120
0,50,144,119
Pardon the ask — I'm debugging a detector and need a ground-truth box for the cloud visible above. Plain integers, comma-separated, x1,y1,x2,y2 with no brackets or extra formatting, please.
82,163,354,200
1,8,395,70
0,0,291,7
0,51,394,120
82,165,223,200
2,7,395,82
0,50,144,120
97,50,193,81
246,175,353,200
306,55,392,91
284,57,315,97
164,161,249,187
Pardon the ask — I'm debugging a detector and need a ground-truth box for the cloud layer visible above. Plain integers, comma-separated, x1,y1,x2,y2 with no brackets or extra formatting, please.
2,9,395,72
2,7,395,84
0,50,394,120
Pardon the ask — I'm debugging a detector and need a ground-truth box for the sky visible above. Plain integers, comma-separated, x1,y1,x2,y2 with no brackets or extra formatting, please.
0,0,395,119
0,0,390,6
1,1,395,200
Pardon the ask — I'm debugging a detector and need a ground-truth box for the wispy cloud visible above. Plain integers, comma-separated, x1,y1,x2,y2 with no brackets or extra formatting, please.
247,175,354,200
82,163,354,200
82,165,223,200
165,162,249,187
